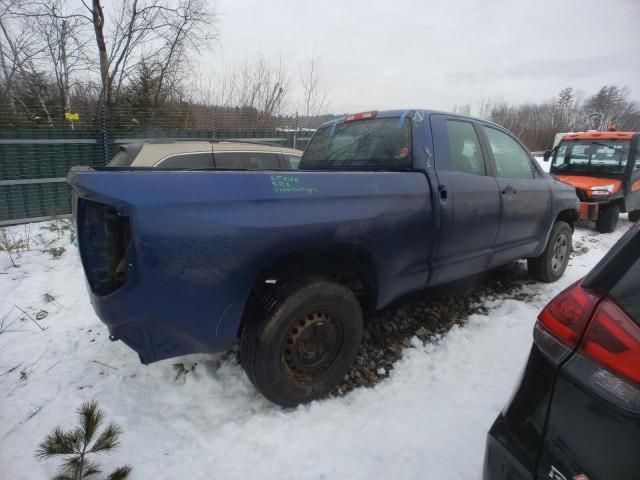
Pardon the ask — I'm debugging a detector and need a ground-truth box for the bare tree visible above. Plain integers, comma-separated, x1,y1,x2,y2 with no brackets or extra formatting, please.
0,2,53,125
32,0,215,123
298,53,328,128
149,0,215,113
29,0,91,124
452,103,471,116
235,55,288,127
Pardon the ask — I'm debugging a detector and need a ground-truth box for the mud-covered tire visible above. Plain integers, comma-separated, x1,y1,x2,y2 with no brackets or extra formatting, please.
527,221,572,283
628,210,640,223
240,278,363,407
596,204,620,233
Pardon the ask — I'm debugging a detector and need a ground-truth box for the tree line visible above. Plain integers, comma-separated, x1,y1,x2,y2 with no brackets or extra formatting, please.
1,0,638,145
457,85,640,150
0,0,329,131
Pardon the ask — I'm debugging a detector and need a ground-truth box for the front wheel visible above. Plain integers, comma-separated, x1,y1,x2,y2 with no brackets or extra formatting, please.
596,204,620,233
527,221,572,283
240,278,363,407
629,210,640,223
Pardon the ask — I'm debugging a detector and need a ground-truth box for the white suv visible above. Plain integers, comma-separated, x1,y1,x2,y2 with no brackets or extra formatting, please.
108,140,303,169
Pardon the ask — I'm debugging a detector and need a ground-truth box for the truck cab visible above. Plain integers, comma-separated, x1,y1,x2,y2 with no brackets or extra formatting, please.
546,131,640,232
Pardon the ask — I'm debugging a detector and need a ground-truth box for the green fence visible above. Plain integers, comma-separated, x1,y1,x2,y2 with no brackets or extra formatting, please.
0,129,311,225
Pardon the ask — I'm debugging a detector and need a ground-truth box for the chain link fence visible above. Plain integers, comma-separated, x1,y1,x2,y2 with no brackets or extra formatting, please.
0,105,316,225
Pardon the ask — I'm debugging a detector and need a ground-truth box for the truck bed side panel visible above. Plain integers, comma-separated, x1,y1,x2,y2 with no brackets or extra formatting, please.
69,169,433,362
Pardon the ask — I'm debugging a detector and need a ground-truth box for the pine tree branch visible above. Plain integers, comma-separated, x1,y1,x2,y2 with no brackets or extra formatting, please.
105,465,131,480
79,401,104,448
89,423,121,454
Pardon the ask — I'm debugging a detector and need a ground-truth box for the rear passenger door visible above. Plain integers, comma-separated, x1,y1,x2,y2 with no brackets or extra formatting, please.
430,115,502,284
480,125,552,264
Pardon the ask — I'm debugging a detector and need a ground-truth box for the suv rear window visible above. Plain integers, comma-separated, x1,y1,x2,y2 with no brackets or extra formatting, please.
300,117,411,169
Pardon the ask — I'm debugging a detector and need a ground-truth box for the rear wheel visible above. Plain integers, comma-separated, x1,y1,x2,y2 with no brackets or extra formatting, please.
527,221,572,283
596,204,620,233
240,278,363,407
628,210,640,223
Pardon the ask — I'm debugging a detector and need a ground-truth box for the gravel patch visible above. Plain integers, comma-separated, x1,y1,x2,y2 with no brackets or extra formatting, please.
334,262,537,395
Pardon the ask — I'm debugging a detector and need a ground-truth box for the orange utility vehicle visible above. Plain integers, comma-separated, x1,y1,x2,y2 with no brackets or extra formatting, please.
544,130,640,233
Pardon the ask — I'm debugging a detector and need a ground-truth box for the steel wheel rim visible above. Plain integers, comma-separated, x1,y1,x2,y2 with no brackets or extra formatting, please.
551,233,568,273
281,309,344,385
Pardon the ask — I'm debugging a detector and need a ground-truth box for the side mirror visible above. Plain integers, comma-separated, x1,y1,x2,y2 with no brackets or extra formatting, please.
543,150,552,162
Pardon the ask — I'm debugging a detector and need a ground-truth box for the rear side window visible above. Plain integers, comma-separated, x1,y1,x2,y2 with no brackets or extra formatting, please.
156,152,214,169
445,120,486,175
214,152,280,169
301,117,411,169
484,127,534,179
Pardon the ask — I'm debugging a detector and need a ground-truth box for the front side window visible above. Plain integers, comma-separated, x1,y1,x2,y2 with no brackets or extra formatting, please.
301,117,412,169
552,139,631,175
445,120,485,175
484,127,534,179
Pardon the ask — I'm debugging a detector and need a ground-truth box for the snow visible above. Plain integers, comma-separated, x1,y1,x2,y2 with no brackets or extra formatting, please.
535,155,551,172
0,218,631,480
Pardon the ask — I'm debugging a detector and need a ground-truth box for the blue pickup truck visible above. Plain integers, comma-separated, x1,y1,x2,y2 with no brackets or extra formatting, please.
69,110,579,406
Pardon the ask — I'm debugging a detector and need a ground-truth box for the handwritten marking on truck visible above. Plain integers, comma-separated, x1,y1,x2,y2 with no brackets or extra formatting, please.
271,175,318,194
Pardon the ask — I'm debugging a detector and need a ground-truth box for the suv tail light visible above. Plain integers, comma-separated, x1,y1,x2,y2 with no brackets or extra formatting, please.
537,281,600,348
580,299,640,386
536,281,640,410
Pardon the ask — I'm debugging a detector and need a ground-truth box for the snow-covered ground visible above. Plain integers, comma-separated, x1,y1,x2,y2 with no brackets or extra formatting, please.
0,217,631,480
535,155,551,172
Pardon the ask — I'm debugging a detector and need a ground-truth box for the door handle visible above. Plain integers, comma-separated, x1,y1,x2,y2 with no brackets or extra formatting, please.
438,184,447,202
502,185,517,195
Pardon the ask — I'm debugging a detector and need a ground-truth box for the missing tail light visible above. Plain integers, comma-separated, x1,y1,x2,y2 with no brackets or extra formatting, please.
77,199,132,295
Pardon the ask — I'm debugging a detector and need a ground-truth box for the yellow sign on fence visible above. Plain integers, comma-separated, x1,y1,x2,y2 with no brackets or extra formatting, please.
65,112,79,121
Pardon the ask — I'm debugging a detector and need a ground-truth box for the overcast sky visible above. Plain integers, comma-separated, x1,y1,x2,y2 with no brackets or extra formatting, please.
199,0,640,115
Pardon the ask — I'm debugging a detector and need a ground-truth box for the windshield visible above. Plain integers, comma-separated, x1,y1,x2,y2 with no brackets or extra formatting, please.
552,139,631,175
300,117,412,169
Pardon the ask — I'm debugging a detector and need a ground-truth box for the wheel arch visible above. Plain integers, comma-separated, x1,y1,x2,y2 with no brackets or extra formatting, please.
237,244,378,336
555,208,579,231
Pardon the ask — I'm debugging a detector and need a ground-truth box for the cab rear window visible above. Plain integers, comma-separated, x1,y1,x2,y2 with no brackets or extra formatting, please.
301,117,412,169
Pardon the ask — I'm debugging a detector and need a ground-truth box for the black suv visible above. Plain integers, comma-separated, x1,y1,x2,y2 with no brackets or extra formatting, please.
484,221,640,480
